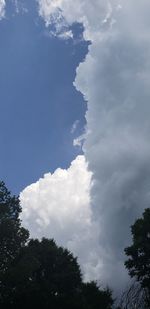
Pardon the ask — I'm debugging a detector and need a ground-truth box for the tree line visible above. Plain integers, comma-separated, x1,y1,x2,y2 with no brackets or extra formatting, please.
0,181,150,308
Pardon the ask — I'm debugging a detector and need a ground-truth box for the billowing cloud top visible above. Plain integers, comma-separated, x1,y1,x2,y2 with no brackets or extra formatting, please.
21,156,92,239
20,0,150,291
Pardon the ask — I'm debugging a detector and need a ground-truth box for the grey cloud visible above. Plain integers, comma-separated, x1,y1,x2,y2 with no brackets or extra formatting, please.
75,0,150,289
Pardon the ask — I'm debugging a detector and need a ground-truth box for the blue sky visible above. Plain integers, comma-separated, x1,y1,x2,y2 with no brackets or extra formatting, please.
0,0,89,193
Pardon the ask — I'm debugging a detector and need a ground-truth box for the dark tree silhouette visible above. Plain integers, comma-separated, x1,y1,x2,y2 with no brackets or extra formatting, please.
125,208,150,307
1,238,82,307
0,181,29,266
80,281,114,309
2,239,114,308
0,181,29,303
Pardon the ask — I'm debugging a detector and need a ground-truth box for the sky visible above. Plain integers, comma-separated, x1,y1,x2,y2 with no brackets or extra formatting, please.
1,0,150,292
0,0,88,193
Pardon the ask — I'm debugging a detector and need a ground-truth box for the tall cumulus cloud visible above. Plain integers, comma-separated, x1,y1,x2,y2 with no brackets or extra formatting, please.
20,0,150,290
20,156,103,282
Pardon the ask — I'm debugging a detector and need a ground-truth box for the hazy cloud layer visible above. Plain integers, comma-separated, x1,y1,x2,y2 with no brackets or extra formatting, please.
20,0,150,290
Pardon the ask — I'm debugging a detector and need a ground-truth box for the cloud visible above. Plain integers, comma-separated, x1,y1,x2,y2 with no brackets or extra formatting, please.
71,120,79,134
37,0,118,41
74,0,150,289
20,156,103,282
36,0,150,290
0,0,5,19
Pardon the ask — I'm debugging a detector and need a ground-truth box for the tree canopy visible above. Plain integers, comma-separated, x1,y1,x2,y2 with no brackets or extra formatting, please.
80,281,113,309
0,181,114,308
1,238,82,307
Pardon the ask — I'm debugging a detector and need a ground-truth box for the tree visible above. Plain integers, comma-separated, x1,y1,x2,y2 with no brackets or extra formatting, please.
1,238,114,308
124,208,150,306
1,238,82,307
80,281,114,309
0,181,29,303
117,281,149,309
0,181,29,273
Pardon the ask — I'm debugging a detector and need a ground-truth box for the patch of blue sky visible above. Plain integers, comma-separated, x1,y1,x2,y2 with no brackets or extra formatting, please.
0,0,89,193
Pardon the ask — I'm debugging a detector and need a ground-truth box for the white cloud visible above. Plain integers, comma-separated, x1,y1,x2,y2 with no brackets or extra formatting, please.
57,29,73,39
71,120,79,134
73,133,85,149
20,156,104,282
0,0,5,19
